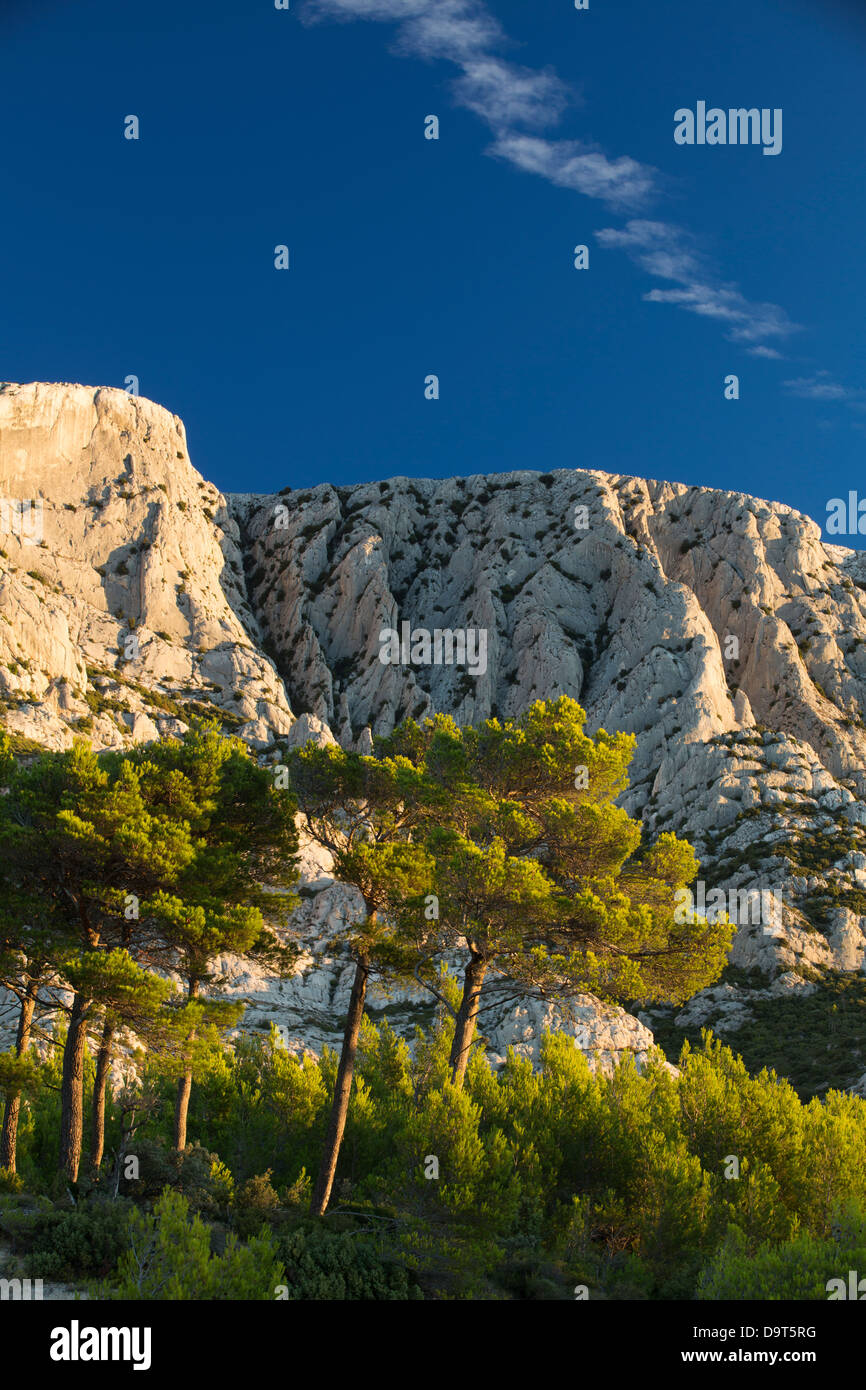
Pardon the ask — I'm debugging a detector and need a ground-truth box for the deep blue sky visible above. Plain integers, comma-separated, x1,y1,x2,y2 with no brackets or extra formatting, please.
1,0,863,543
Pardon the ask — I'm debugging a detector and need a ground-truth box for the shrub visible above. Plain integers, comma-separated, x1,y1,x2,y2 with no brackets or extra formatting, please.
0,1197,131,1281
276,1223,422,1300
232,1170,281,1237
697,1210,866,1300
125,1139,234,1216
102,1189,284,1300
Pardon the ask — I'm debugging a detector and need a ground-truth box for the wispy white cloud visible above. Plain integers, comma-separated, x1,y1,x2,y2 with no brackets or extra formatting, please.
783,372,849,401
597,219,799,348
645,285,797,345
783,371,866,408
302,0,657,206
491,135,657,211
395,1,506,61
595,220,701,279
304,0,808,365
303,0,504,63
452,60,570,130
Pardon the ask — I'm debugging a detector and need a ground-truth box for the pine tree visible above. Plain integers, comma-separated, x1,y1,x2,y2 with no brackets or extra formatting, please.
0,724,299,1180
378,697,734,1086
133,723,300,1150
285,742,435,1214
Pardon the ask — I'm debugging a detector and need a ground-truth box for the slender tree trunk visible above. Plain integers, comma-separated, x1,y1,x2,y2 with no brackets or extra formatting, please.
174,979,199,1152
174,1070,193,1152
89,1017,115,1175
449,951,488,1089
59,992,88,1182
310,956,370,1217
0,979,38,1174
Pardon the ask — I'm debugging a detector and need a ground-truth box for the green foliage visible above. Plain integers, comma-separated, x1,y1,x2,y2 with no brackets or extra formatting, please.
0,722,301,1176
123,1140,234,1215
0,1196,130,1281
654,974,866,1099
138,1031,330,1188
3,701,861,1298
0,723,299,990
697,1209,866,1300
102,1188,284,1300
375,697,731,1017
288,689,732,1241
276,1222,423,1300
0,1049,43,1102
232,1169,281,1237
6,1013,866,1299
13,1027,85,1189
0,729,15,788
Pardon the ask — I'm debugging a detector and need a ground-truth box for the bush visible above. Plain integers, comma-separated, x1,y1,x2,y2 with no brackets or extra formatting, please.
277,1223,423,1300
125,1140,233,1216
232,1170,281,1237
102,1189,284,1300
697,1209,866,1300
0,1197,131,1281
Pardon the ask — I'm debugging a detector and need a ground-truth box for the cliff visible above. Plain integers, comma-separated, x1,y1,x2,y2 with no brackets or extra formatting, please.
3,381,865,1085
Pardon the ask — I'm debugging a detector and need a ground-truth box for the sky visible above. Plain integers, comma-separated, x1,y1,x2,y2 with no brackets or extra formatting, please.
1,0,863,543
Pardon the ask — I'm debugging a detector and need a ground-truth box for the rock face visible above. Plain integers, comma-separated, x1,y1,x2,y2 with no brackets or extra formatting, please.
4,381,866,1072
0,382,294,753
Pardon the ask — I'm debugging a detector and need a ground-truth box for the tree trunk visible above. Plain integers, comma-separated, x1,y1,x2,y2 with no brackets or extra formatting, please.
310,956,370,1217
89,1018,115,1175
174,1069,193,1152
0,979,38,1174
112,1107,138,1199
173,979,199,1152
59,992,88,1182
449,951,488,1089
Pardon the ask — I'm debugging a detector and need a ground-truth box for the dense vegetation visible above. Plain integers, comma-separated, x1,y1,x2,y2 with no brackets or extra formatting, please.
652,968,866,1100
0,699,862,1299
2,1019,866,1300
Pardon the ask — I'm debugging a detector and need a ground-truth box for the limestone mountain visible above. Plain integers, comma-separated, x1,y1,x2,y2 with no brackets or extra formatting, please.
3,381,866,1090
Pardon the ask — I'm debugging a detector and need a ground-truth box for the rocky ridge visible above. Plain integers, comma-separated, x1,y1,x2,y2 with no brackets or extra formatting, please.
3,382,866,1085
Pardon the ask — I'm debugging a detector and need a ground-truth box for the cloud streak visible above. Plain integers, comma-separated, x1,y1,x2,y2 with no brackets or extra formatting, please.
596,220,800,348
491,135,657,211
747,345,784,360
302,0,658,209
304,0,814,367
783,371,866,409
452,60,570,131
304,0,517,76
